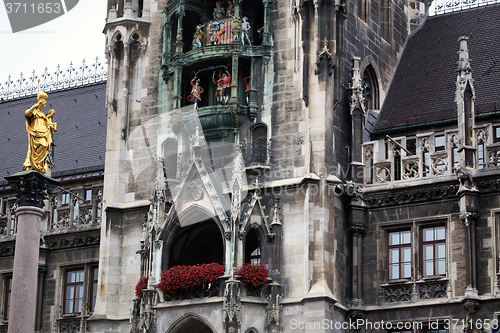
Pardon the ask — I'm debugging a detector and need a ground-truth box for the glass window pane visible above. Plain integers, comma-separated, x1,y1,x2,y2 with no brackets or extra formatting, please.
251,248,261,256
65,300,74,313
437,258,446,275
423,244,434,260
389,232,400,245
423,228,434,241
424,260,434,276
76,270,84,282
402,246,411,262
435,226,445,240
75,298,82,313
435,135,445,149
436,243,446,259
390,264,399,279
401,230,411,244
68,271,75,283
66,286,74,299
389,248,399,263
402,263,411,278
75,285,83,299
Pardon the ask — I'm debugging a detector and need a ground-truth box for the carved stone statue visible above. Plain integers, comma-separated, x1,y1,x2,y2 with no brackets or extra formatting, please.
23,92,57,174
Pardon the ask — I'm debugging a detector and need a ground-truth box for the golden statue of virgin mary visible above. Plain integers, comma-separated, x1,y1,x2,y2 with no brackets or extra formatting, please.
22,92,57,174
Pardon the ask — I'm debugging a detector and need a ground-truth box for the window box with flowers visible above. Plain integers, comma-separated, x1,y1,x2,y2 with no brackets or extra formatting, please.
135,276,148,299
236,263,269,297
158,263,224,301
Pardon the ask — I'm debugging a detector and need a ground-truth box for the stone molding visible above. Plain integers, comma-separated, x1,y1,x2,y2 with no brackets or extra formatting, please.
365,185,458,207
44,232,100,250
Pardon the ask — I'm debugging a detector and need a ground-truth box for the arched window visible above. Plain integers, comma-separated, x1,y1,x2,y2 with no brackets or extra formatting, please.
363,65,379,111
250,124,268,164
477,130,485,169
169,220,224,267
245,228,261,265
163,139,178,179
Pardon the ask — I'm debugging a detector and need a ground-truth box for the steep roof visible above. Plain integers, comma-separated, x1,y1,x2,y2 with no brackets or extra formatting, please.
375,5,500,132
0,82,107,185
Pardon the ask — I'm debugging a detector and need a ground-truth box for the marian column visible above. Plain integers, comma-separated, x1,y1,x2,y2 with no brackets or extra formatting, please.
6,92,58,333
5,171,58,333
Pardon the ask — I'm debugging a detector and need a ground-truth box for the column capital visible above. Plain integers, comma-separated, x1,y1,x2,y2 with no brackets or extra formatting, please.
5,170,59,209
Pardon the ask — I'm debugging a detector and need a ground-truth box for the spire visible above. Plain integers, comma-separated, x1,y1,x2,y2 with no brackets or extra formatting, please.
457,36,471,74
455,36,476,168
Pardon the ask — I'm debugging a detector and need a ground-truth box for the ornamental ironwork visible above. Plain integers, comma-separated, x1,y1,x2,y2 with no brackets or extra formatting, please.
431,0,500,16
0,58,107,101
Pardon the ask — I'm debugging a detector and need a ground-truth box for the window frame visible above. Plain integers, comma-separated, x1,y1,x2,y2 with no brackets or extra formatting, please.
494,125,500,143
421,226,446,277
3,276,11,321
90,266,98,313
387,229,412,280
61,264,99,317
63,268,85,314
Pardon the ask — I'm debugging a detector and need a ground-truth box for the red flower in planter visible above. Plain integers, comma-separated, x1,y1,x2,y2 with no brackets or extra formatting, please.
135,276,148,299
236,263,268,291
158,263,224,296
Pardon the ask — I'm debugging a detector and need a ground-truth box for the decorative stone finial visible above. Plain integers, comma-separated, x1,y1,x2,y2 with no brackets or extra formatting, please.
349,57,366,116
457,36,471,73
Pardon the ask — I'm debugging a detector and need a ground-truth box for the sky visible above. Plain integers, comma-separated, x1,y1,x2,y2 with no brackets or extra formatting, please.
0,0,107,84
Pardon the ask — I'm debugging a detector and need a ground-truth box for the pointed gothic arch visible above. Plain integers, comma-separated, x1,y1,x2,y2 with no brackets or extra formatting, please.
362,64,379,111
244,227,263,265
162,205,225,270
167,313,216,333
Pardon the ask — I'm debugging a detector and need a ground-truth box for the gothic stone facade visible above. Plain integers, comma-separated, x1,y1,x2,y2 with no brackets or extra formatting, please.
91,0,428,332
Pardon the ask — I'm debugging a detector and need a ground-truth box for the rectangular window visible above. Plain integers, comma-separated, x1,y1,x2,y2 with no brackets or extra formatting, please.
422,226,446,276
61,193,70,206
90,267,98,312
478,142,485,169
4,277,11,320
394,155,401,181
85,189,92,201
423,152,430,177
435,135,445,151
406,139,417,155
388,230,411,279
452,147,459,169
494,126,500,143
64,269,84,314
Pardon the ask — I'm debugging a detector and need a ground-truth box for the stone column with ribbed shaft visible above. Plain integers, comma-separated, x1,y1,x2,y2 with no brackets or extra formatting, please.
5,170,58,333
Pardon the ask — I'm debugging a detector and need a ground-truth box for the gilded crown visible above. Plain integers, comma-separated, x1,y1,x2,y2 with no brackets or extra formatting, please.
37,91,48,100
